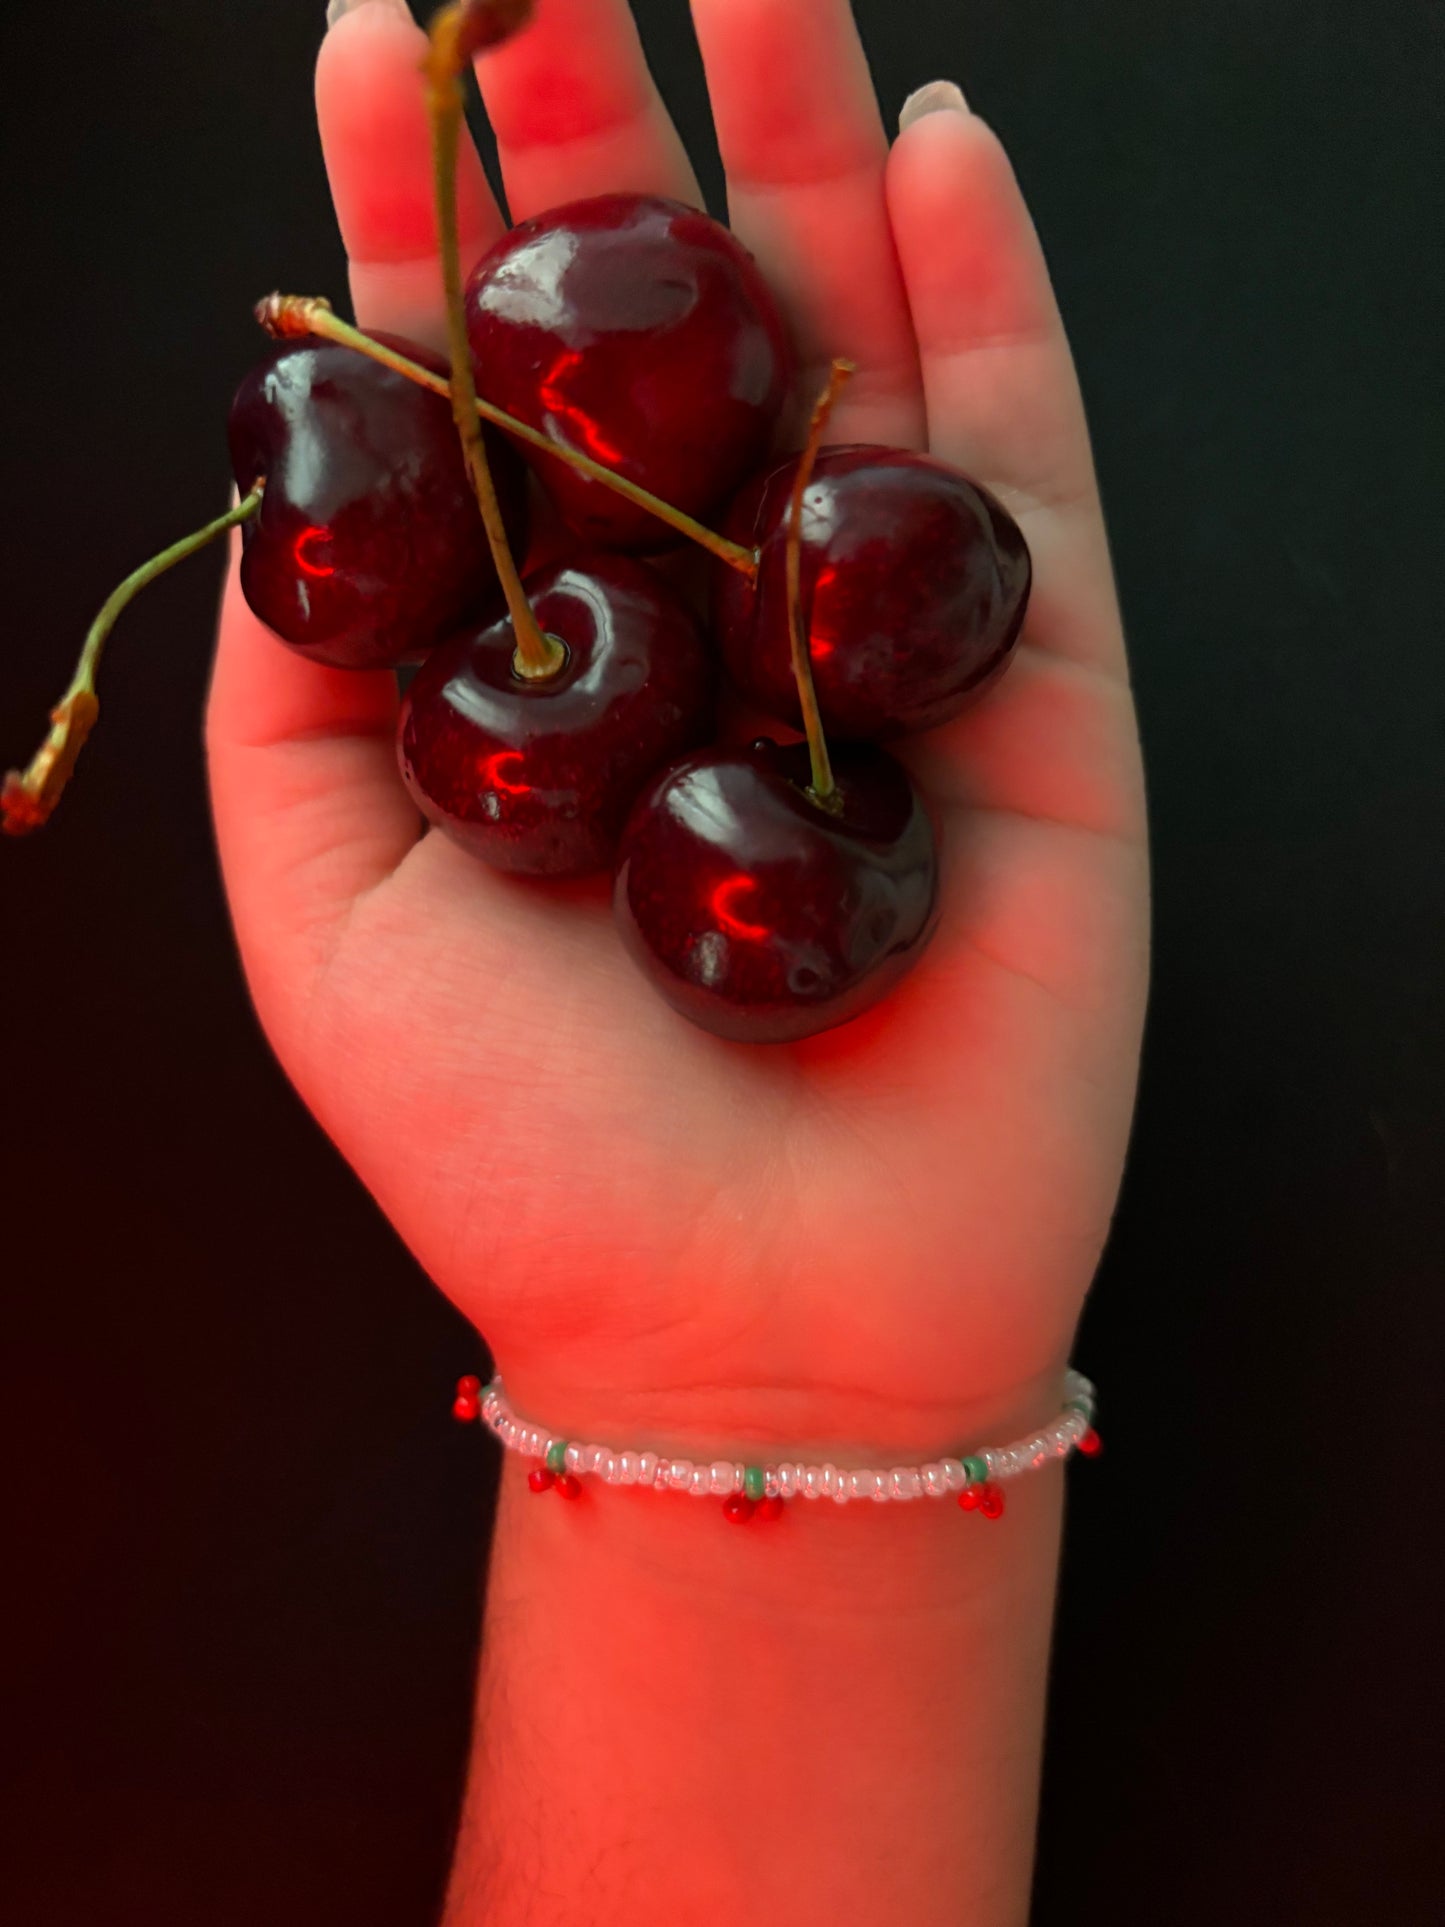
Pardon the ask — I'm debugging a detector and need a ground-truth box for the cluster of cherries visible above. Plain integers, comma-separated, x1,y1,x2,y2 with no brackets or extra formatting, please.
232,189,1030,1043
7,1,1031,1047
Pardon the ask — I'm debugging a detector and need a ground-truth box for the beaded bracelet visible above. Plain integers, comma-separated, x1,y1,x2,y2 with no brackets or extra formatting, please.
450,1369,1100,1525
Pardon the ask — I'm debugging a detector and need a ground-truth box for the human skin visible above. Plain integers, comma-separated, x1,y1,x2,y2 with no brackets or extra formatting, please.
204,3,1150,1920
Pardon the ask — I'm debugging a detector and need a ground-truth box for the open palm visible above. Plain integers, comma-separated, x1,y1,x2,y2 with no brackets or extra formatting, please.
206,0,1148,1457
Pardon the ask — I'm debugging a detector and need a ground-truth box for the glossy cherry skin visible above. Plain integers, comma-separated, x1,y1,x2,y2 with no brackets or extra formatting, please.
712,446,1031,739
464,193,794,551
614,739,940,1043
228,336,528,670
398,553,715,878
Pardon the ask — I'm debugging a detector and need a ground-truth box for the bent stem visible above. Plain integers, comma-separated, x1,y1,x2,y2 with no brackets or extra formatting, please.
255,296,757,582
424,4,561,678
2,486,264,836
787,359,854,810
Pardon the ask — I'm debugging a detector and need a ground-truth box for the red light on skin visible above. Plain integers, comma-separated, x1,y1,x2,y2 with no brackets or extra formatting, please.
711,874,771,941
293,525,336,578
537,349,627,466
483,750,529,796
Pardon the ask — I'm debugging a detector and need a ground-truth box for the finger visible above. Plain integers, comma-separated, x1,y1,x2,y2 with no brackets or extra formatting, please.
474,0,701,221
887,92,1128,677
690,0,925,448
317,0,507,349
886,90,1098,522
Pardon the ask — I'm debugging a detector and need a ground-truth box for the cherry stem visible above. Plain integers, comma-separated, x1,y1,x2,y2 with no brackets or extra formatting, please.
424,5,564,679
786,358,854,809
1,486,264,836
255,295,757,582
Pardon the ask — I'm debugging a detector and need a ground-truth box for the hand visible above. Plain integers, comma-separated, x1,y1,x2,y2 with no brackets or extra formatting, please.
205,0,1148,1460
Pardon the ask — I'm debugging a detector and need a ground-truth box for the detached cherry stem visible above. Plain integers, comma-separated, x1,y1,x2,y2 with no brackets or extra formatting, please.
425,2,563,679
252,298,758,583
787,359,854,810
2,486,264,836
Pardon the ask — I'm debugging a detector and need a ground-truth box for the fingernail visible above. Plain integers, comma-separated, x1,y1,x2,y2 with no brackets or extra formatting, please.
325,0,412,30
899,80,970,132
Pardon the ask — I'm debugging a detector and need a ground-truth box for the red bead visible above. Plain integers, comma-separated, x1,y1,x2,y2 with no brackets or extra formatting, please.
722,1493,756,1523
1079,1427,1102,1457
456,1375,482,1397
757,1496,785,1521
451,1396,479,1422
527,1466,556,1492
958,1484,983,1510
979,1483,1005,1520
555,1473,583,1500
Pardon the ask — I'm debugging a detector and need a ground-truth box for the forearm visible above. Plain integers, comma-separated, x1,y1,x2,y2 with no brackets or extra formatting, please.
442,1390,1066,1927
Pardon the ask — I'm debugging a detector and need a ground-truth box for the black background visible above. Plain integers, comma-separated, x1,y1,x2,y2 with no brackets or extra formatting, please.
3,1,1441,1921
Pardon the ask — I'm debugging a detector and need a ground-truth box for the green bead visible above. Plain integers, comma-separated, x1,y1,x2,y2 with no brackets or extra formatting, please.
545,1440,567,1474
744,1466,766,1501
962,1455,989,1486
1065,1398,1091,1416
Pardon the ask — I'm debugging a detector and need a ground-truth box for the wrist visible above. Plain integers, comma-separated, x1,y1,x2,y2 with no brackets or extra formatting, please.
455,1396,1068,1925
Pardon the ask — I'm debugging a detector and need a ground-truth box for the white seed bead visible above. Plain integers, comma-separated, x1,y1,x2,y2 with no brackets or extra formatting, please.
801,1465,823,1500
667,1459,693,1490
710,1459,738,1496
689,1464,713,1496
616,1451,640,1485
941,1458,968,1492
1029,1435,1051,1468
899,1467,929,1500
777,1463,798,1498
847,1469,872,1502
528,1427,547,1457
500,1419,518,1446
564,1443,584,1473
599,1453,621,1483
819,1464,840,1499
637,1452,658,1485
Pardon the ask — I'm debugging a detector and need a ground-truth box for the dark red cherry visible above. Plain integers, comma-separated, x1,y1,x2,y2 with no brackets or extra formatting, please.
712,447,1031,739
227,336,528,670
614,739,940,1043
464,193,793,551
398,553,715,878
